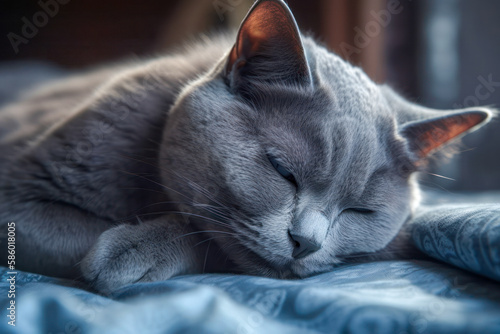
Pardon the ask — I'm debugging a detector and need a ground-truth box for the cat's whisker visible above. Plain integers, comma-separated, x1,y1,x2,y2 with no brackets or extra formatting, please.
167,211,234,228
117,169,195,203
192,235,230,249
199,207,234,223
110,199,219,224
118,186,170,196
202,239,213,274
115,156,247,214
418,180,452,193
131,210,234,230
172,230,238,243
216,239,243,266
116,172,259,235
229,244,262,271
456,147,476,154
164,167,258,221
172,179,261,232
114,155,260,231
425,172,456,181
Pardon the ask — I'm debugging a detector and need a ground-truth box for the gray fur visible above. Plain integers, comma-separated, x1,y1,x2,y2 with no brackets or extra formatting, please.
0,0,493,292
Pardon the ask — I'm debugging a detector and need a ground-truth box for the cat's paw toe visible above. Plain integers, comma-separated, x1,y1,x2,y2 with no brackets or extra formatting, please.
80,225,158,293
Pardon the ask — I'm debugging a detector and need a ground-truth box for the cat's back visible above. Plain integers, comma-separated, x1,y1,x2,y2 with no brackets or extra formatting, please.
0,65,119,151
0,34,233,162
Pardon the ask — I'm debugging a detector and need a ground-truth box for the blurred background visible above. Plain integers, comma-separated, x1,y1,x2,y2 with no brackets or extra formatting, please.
0,0,499,191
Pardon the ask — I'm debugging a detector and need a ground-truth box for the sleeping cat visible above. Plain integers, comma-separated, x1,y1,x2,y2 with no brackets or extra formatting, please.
0,0,494,292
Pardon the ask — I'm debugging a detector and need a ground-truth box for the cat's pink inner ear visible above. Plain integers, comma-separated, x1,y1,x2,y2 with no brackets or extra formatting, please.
403,111,490,158
226,0,307,76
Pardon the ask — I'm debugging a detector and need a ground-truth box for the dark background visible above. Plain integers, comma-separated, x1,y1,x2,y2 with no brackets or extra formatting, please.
0,0,499,191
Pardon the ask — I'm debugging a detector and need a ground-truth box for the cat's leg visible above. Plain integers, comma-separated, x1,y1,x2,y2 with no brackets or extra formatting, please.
80,216,206,293
0,200,113,278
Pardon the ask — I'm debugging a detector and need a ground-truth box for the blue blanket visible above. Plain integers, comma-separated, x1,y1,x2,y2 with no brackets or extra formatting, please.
1,193,500,333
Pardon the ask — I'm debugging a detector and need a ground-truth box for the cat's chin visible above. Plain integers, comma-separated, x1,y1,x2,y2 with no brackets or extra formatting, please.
289,262,340,279
235,255,341,279
220,237,341,279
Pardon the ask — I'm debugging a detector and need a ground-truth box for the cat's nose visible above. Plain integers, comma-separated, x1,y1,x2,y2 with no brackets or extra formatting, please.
289,209,329,259
289,233,322,259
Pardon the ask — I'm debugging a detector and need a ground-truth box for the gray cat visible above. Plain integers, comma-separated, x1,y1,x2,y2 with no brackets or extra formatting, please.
0,0,494,292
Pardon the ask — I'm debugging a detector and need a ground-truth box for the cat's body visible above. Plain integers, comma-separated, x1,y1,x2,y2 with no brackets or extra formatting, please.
0,36,232,279
0,0,493,292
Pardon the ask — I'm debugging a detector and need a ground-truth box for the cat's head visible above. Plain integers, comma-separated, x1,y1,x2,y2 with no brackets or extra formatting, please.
160,0,493,277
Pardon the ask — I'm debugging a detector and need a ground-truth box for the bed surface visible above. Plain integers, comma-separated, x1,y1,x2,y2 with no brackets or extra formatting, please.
1,260,499,333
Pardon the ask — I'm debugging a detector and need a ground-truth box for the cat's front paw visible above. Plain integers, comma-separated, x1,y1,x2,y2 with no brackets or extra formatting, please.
80,224,174,293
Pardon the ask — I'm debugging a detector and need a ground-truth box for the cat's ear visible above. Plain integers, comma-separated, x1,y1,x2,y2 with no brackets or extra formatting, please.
400,108,493,160
224,0,312,93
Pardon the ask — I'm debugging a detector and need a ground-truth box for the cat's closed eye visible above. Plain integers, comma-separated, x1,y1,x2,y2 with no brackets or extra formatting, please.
267,154,297,186
343,208,375,215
